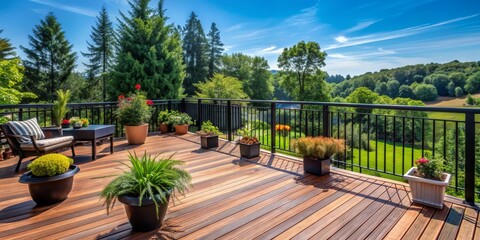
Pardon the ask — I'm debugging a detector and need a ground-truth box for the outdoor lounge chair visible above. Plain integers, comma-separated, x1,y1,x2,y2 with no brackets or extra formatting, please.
0,118,75,172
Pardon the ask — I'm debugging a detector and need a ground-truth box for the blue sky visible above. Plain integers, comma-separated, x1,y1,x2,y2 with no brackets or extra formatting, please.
0,0,479,76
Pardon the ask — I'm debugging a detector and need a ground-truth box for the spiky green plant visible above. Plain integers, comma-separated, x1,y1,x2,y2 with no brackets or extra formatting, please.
52,89,71,126
100,151,191,217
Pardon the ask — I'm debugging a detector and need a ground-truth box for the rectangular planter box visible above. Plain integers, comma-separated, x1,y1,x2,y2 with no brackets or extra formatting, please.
239,142,260,159
403,167,451,209
200,135,218,149
303,156,330,176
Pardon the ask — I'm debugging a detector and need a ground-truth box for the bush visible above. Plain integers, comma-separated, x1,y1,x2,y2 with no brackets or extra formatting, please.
198,121,221,135
293,137,344,159
115,85,153,126
413,84,438,101
158,110,177,124
454,87,464,97
28,153,73,177
168,112,192,125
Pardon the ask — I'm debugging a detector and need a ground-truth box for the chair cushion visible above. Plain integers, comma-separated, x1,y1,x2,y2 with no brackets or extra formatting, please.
20,136,73,151
7,118,45,143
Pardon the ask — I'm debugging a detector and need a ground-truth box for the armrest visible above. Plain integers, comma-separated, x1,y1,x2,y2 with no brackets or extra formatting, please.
42,127,62,138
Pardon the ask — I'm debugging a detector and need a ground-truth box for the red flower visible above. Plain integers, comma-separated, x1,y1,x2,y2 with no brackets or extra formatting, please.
62,119,70,124
416,157,429,164
127,97,133,101
135,84,141,90
146,100,154,106
118,94,125,100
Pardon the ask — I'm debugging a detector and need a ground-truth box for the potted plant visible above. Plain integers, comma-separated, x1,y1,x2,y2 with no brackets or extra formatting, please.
69,117,83,129
169,112,192,135
61,119,70,128
293,137,345,176
52,89,71,127
197,121,221,149
403,157,451,209
116,84,154,144
100,152,191,232
158,110,177,134
237,126,260,158
18,153,80,205
2,147,12,159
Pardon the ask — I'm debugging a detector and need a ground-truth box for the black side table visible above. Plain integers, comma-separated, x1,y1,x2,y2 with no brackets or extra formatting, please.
63,125,115,160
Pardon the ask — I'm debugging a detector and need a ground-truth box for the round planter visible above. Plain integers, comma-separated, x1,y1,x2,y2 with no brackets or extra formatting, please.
125,124,149,145
174,124,189,135
159,123,170,134
118,193,170,232
19,165,80,205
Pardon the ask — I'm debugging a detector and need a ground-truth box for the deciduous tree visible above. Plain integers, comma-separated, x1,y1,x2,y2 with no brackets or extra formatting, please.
194,73,247,99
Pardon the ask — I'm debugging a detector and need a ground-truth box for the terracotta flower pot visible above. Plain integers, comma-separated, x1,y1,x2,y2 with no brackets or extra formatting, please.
174,124,189,135
125,124,149,145
159,123,169,134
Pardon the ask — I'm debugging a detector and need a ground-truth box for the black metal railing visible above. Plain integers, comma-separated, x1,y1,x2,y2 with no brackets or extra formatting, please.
1,98,479,203
183,98,480,204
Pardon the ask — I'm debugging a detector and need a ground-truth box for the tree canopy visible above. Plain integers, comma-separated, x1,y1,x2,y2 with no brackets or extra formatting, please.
21,13,77,102
194,73,248,99
110,0,185,100
206,22,223,79
0,29,15,60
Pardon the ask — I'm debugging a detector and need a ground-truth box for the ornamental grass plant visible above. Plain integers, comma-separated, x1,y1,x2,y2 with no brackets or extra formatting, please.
100,151,191,216
293,137,345,159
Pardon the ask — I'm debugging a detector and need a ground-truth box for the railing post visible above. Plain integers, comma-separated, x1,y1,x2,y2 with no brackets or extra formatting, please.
180,98,186,112
227,100,232,141
167,100,172,111
271,102,276,154
197,99,202,129
323,105,330,137
18,108,23,121
465,113,475,204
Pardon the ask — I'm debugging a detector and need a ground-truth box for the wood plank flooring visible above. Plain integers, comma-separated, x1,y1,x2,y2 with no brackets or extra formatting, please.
0,133,478,239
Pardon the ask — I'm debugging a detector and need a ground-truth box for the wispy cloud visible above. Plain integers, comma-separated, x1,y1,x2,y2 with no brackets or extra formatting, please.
225,24,243,33
345,19,380,33
327,14,480,50
284,3,319,26
334,36,348,43
243,45,285,56
30,0,96,17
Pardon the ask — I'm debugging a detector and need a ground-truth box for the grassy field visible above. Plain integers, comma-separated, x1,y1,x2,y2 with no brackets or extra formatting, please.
425,94,480,121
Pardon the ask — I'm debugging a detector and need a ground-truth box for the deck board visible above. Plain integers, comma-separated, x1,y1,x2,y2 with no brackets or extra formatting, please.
0,133,478,239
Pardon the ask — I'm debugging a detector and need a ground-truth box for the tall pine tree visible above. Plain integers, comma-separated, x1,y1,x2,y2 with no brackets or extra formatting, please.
21,13,76,102
0,29,15,60
182,12,208,96
110,0,185,100
207,22,224,79
82,6,115,101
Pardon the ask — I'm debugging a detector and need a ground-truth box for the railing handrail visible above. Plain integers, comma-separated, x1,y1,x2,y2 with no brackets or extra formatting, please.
187,98,480,114
0,99,182,109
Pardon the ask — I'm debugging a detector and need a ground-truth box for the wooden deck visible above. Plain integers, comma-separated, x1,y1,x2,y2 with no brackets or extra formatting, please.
0,134,479,239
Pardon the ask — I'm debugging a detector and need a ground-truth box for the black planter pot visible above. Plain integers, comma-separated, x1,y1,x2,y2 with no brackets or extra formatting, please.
61,123,71,129
19,165,80,205
200,135,218,149
239,142,260,159
303,156,330,176
118,193,171,232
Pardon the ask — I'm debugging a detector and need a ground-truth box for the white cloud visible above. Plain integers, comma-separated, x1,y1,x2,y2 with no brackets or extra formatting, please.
334,36,348,43
284,3,318,26
225,24,243,33
345,19,380,33
326,14,480,50
30,0,96,17
329,53,348,59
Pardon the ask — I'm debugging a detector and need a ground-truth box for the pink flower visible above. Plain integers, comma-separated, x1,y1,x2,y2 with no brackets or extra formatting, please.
416,157,429,164
146,100,154,106
127,97,133,101
135,84,141,90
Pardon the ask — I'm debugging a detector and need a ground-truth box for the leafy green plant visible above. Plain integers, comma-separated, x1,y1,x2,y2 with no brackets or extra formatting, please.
52,89,71,126
197,121,221,136
100,151,191,217
158,110,178,124
115,85,153,126
0,116,10,124
415,157,444,180
168,112,192,126
69,117,89,127
293,137,345,159
27,153,73,177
